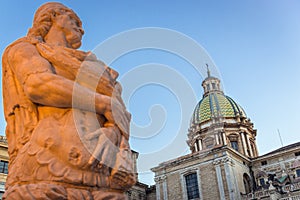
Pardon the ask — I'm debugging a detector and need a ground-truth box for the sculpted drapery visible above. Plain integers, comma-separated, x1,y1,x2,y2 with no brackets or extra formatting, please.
2,2,135,199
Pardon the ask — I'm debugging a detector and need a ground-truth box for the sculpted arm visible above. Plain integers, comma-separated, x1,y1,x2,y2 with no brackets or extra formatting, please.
9,42,113,120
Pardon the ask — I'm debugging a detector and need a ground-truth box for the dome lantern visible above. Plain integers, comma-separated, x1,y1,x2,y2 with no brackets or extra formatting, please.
202,64,223,97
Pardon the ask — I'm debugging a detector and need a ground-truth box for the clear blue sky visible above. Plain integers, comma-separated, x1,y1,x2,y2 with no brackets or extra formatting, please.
1,1,300,185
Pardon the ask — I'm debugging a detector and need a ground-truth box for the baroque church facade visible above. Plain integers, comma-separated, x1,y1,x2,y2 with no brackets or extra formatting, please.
151,71,300,200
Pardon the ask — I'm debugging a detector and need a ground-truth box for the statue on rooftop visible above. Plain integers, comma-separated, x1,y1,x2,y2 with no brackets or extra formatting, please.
2,2,136,199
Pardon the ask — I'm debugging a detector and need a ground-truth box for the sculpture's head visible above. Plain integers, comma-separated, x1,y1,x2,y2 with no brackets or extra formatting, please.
27,2,84,46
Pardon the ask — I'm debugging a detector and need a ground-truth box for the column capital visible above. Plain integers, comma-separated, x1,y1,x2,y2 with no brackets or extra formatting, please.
213,157,234,166
154,175,167,183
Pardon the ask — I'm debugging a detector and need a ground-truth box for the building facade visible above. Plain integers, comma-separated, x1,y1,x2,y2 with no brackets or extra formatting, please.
152,71,300,200
127,151,156,200
0,136,8,199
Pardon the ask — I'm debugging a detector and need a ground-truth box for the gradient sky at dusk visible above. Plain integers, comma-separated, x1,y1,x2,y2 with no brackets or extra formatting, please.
1,1,300,185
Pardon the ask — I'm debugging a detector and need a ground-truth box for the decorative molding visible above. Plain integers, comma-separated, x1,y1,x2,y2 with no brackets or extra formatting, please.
213,157,234,166
180,167,199,176
154,175,167,183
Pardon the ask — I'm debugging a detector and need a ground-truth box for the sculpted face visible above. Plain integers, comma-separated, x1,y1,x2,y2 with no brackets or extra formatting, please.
54,12,84,49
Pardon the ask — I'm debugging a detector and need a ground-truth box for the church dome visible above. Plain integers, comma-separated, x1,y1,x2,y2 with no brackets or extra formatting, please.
190,66,246,126
191,93,246,125
187,65,257,157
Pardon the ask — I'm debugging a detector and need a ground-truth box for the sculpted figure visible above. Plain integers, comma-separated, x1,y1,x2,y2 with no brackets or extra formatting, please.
2,2,136,199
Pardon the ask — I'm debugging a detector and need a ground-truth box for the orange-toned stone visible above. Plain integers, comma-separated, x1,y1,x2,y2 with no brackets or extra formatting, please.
2,2,135,199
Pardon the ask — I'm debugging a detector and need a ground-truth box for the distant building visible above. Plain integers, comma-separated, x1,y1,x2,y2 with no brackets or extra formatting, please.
151,71,300,200
0,136,8,199
128,151,156,200
127,181,156,200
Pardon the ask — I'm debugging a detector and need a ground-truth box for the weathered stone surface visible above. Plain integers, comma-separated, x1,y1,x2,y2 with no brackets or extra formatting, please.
2,2,135,199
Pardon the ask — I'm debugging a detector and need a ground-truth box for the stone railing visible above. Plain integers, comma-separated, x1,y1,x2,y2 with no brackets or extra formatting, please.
280,195,300,200
241,190,270,200
283,182,300,193
242,182,300,200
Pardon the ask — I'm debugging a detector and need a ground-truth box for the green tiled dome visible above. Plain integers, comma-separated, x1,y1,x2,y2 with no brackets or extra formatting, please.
192,93,246,124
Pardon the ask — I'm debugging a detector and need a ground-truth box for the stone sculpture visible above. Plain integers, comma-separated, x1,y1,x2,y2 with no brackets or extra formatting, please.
2,2,136,199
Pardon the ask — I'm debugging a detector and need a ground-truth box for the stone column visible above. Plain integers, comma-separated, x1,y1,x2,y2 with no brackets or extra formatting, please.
223,158,240,200
196,169,203,200
180,173,187,200
215,134,219,145
245,134,253,157
213,160,226,200
199,139,203,151
222,132,227,145
253,139,258,157
162,175,168,200
240,132,248,156
194,142,199,152
154,177,161,200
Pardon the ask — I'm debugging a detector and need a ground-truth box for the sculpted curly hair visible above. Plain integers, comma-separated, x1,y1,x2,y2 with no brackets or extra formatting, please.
27,2,83,41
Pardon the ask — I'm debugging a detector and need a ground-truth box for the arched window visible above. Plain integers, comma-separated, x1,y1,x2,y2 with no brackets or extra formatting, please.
243,173,251,194
204,137,214,149
231,141,239,152
206,84,210,91
212,83,216,90
256,171,268,188
228,134,239,152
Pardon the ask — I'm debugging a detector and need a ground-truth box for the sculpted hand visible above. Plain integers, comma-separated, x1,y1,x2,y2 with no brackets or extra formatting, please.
102,97,131,137
87,126,120,169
